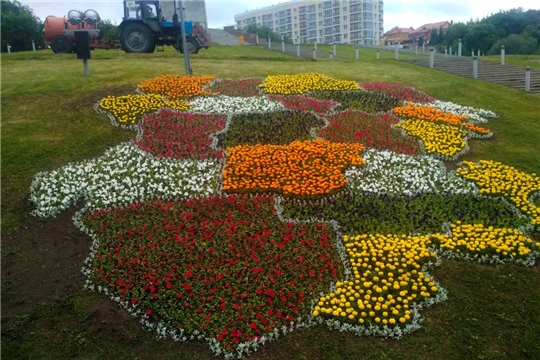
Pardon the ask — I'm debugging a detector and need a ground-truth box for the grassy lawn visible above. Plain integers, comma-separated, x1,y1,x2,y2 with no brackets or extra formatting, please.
481,53,540,70
1,45,539,360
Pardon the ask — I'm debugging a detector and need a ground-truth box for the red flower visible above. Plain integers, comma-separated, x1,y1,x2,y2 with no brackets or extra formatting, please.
250,322,257,329
146,309,152,315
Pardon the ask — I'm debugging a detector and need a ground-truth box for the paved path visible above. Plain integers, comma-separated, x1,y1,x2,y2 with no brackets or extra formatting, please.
404,55,540,94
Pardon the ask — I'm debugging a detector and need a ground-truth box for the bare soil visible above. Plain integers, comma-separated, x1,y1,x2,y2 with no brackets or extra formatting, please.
1,208,90,330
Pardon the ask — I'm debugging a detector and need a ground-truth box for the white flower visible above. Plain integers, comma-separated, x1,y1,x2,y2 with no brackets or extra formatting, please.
345,149,478,196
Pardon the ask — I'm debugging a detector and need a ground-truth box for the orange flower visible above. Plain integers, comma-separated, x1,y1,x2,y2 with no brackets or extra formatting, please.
138,74,214,99
222,140,365,196
393,103,490,135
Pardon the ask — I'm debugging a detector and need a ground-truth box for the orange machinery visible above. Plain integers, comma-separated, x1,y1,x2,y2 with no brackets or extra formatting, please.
44,9,120,53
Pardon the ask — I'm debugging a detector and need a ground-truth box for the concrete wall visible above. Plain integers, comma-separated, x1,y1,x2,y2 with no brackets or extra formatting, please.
160,0,208,28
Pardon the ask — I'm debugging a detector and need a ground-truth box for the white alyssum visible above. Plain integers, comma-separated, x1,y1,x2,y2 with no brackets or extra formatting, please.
188,95,285,114
30,142,220,218
416,100,498,124
345,149,478,196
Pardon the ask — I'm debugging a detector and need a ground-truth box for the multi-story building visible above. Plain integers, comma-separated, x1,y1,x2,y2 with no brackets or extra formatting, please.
234,0,384,45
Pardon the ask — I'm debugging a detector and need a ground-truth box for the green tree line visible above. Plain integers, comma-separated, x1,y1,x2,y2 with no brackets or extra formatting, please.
428,8,540,55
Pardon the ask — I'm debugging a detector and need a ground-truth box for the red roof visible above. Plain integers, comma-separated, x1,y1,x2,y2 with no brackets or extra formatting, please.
385,26,415,36
411,21,450,35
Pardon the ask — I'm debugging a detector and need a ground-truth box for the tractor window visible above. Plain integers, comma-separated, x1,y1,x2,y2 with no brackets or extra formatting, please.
143,4,158,19
126,1,139,19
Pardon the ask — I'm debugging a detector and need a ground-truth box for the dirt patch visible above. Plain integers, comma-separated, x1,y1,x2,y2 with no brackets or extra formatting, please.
1,208,91,330
62,85,137,111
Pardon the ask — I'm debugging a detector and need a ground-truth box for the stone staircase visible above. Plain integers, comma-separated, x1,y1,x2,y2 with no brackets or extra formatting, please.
404,55,540,94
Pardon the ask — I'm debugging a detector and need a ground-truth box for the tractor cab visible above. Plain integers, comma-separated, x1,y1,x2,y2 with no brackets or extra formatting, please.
119,0,206,54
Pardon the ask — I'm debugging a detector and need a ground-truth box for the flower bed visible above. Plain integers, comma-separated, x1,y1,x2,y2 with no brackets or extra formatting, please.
30,142,220,218
259,73,360,94
188,95,284,114
393,103,492,136
217,110,325,148
222,140,365,196
33,73,540,358
360,82,435,103
98,94,192,126
457,160,540,227
318,111,421,155
310,90,402,114
280,192,529,235
427,100,498,124
345,149,477,196
207,78,264,97
268,94,339,115
395,119,468,160
432,222,538,265
80,195,343,353
314,233,444,330
138,74,214,99
133,109,226,160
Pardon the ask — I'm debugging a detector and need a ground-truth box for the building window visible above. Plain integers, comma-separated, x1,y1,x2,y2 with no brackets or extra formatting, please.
343,6,347,11
343,15,347,20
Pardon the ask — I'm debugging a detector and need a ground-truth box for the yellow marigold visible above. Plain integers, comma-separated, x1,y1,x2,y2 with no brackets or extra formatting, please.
316,234,438,326
457,160,540,226
98,94,192,125
259,73,360,94
395,119,467,158
432,223,535,258
394,103,491,135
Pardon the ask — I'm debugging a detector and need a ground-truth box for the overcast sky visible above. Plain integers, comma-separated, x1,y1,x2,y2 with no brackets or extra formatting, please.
20,0,540,32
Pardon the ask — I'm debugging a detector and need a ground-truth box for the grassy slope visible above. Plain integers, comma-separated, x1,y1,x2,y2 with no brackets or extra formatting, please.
481,54,540,70
1,46,540,360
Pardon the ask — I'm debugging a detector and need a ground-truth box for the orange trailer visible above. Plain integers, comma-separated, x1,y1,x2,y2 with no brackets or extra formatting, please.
44,10,120,53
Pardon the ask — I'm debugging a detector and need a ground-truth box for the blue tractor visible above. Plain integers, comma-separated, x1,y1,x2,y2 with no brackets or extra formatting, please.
119,0,210,54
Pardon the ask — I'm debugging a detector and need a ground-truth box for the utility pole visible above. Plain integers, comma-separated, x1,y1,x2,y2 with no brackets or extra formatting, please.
178,0,191,75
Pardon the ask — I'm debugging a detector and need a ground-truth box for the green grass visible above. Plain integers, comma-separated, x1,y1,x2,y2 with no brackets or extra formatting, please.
482,54,540,70
2,45,540,360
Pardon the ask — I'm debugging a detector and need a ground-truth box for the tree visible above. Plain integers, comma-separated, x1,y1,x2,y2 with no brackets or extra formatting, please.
98,19,119,41
429,29,439,45
1,0,44,52
488,33,538,55
243,23,289,43
464,23,505,55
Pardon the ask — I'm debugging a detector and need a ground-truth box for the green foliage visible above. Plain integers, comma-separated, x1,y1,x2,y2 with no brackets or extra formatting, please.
464,23,506,55
483,8,540,37
488,33,538,55
244,23,289,43
429,29,439,45
442,23,469,49
440,9,540,54
281,193,530,235
309,90,401,114
218,110,324,148
97,19,119,41
1,0,44,52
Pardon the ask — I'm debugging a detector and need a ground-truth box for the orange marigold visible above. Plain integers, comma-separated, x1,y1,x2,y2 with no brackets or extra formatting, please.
222,140,365,196
138,74,214,99
393,103,490,135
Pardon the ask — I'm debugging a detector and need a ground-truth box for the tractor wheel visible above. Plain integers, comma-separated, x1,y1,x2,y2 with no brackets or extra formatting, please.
120,23,155,53
186,37,200,54
51,35,73,53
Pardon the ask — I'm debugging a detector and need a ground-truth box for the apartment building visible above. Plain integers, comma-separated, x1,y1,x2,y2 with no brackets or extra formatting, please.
234,0,384,45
